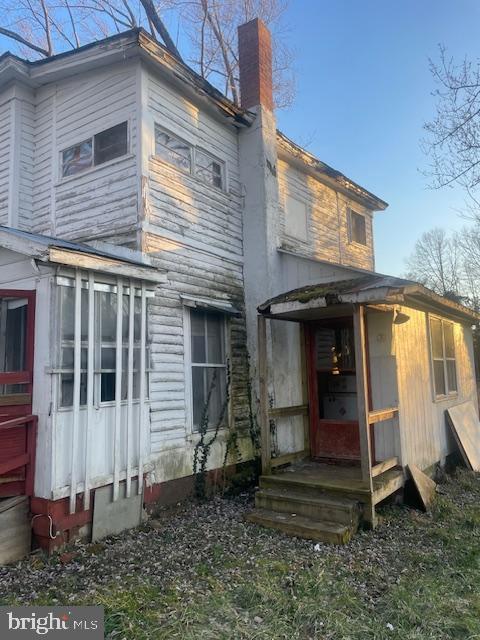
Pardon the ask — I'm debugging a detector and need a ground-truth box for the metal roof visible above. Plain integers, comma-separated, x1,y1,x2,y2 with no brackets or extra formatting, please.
258,274,480,322
0,226,146,265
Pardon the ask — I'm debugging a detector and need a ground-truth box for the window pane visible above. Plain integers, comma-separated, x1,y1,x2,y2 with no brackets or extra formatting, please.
61,286,75,341
191,311,206,363
207,314,224,364
430,318,444,359
196,149,223,188
101,347,116,370
444,322,455,358
60,372,87,407
155,126,191,172
134,297,141,342
192,366,205,429
98,292,117,342
61,347,87,369
447,359,457,393
101,373,116,402
351,211,367,245
94,122,128,166
62,140,93,177
206,367,226,427
122,295,130,342
433,360,446,396
3,298,27,372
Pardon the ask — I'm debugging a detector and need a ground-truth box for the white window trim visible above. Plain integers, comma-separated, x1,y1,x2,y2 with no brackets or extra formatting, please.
58,118,132,182
283,193,309,242
348,208,368,247
183,306,230,436
427,313,458,402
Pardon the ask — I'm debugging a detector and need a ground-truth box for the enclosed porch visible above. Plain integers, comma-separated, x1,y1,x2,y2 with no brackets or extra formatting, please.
249,274,478,542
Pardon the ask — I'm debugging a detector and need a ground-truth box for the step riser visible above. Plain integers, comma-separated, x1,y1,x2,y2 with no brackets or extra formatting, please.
255,493,359,526
246,513,354,545
260,477,369,504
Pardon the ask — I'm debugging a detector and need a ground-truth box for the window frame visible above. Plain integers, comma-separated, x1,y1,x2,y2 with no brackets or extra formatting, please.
428,314,458,400
59,120,130,181
55,276,151,411
348,209,368,246
284,193,309,242
184,307,230,434
153,123,227,192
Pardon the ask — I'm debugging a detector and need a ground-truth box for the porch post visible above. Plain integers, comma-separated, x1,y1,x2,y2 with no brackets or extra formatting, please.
258,314,271,474
353,304,374,497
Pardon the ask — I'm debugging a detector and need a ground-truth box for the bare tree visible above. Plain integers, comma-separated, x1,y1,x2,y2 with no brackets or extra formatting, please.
0,0,294,108
405,227,463,301
423,46,480,216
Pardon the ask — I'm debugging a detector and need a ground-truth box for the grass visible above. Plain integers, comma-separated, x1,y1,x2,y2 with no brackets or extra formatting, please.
2,468,480,639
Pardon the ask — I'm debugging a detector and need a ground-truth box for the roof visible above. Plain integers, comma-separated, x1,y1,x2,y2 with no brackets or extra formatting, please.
0,226,166,283
258,274,480,322
0,30,386,210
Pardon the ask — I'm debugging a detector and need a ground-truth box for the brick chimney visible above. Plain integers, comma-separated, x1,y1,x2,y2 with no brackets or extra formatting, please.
237,18,274,111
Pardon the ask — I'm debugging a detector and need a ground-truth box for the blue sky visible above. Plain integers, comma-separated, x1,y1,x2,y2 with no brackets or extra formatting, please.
1,1,478,275
275,0,480,275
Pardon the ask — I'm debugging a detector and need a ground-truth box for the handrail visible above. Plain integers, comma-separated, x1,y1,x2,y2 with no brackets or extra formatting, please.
268,404,309,419
368,407,399,424
0,414,37,497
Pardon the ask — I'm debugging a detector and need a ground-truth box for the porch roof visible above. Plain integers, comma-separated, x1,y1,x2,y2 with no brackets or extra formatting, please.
0,226,167,283
258,273,480,323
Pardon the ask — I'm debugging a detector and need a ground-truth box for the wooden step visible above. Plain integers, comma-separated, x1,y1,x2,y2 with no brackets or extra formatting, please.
259,473,371,503
255,487,361,526
246,509,356,545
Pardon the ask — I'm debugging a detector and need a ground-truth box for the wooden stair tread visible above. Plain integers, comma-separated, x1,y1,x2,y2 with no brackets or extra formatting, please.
260,473,371,495
246,509,356,545
256,486,359,509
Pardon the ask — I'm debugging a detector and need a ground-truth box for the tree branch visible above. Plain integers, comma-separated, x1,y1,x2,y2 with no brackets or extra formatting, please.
0,25,50,56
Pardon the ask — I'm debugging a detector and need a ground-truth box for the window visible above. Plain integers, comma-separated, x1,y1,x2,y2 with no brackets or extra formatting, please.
429,316,457,397
190,310,227,431
195,149,224,189
57,280,149,408
154,124,226,190
154,126,192,172
349,210,367,245
284,194,308,241
61,122,128,178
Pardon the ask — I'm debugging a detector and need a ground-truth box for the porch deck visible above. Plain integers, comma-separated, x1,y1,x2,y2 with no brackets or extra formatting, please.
267,460,405,505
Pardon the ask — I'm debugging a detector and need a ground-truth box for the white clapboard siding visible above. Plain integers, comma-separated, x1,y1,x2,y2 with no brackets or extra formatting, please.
0,98,11,224
277,158,375,272
31,63,139,242
17,97,35,230
394,307,477,470
144,233,250,452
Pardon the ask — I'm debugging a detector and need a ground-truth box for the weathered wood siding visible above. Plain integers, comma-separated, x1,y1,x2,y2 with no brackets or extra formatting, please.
32,62,139,243
393,307,477,470
0,97,10,224
140,70,252,482
277,157,375,272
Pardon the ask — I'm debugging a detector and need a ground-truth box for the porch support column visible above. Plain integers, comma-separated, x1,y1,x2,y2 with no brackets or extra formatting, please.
353,304,375,523
258,315,271,475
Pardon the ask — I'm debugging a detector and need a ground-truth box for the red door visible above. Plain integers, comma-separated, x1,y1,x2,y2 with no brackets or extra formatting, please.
0,290,36,497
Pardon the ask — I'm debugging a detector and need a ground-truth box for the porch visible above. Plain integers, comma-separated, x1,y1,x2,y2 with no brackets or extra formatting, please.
249,275,423,541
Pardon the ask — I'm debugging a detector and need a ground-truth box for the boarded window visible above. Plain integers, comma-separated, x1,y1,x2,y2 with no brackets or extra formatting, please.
350,210,367,245
154,126,192,172
429,316,457,397
284,195,308,241
195,149,224,189
190,310,227,431
61,122,128,178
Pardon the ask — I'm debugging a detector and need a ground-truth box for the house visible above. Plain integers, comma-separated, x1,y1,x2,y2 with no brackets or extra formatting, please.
0,18,477,558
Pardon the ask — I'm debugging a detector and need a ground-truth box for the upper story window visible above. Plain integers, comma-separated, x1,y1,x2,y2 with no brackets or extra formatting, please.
154,124,225,190
349,209,367,246
61,121,128,178
284,194,308,241
154,126,192,172
195,149,224,189
429,316,457,398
